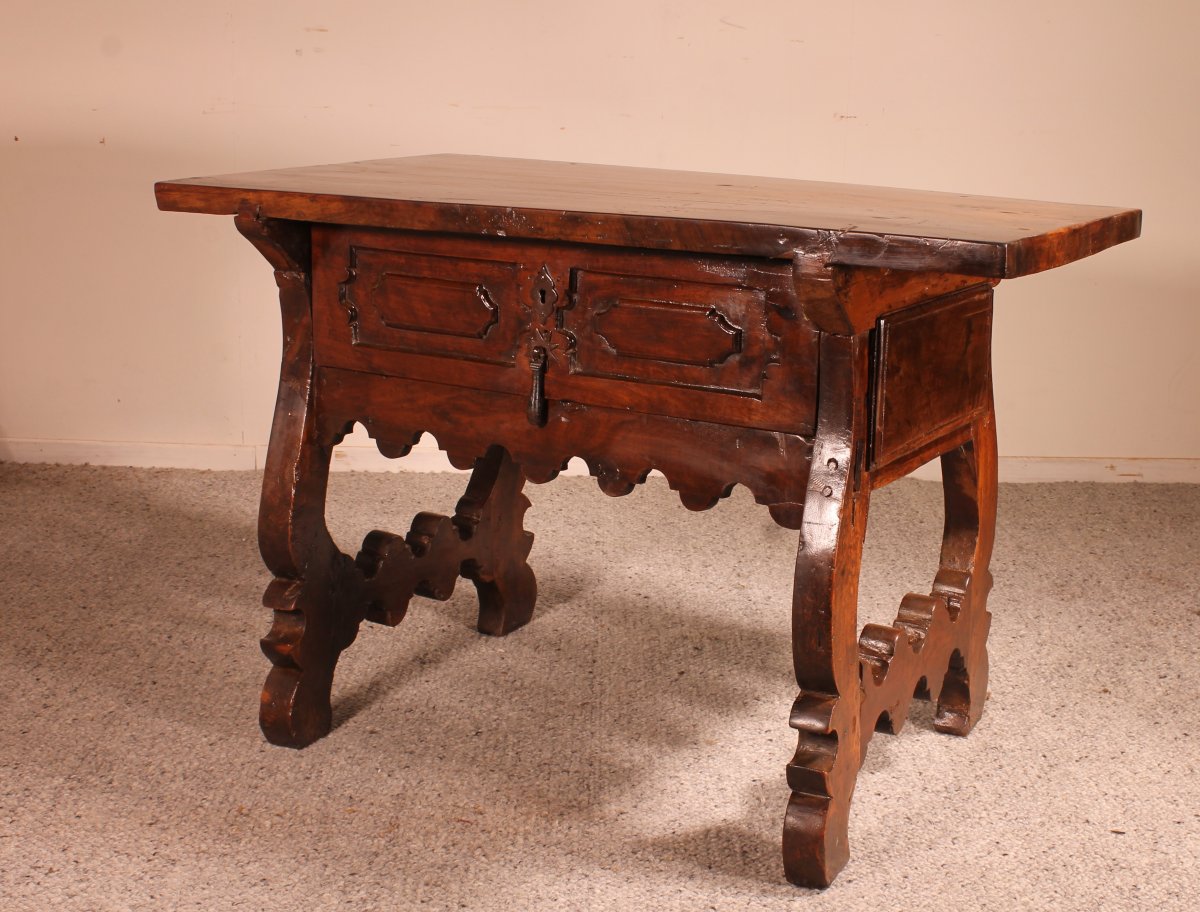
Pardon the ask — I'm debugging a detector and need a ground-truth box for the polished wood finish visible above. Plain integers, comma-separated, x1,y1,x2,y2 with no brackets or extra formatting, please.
236,207,537,748
156,154,1140,278
156,156,1140,888
316,368,813,517
871,286,993,470
311,227,818,435
783,329,997,885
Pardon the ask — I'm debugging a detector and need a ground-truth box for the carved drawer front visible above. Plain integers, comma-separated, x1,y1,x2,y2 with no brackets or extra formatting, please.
343,248,518,362
564,271,767,393
312,227,532,397
550,252,817,434
313,228,819,435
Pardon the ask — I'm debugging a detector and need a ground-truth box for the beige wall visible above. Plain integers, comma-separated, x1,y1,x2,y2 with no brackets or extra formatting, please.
2,1,1196,477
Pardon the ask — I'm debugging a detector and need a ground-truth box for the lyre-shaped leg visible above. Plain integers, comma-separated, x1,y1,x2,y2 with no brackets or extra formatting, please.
238,208,538,749
237,207,356,748
781,331,999,887
783,334,870,887
257,437,539,749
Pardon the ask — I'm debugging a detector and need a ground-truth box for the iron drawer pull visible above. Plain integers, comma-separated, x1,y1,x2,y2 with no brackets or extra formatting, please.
527,346,548,427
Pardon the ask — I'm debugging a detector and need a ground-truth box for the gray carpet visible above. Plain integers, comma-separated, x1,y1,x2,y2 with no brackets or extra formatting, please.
1,463,1197,910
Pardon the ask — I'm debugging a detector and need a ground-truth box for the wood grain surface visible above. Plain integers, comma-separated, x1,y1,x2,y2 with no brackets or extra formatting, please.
156,154,1140,277
159,157,1139,889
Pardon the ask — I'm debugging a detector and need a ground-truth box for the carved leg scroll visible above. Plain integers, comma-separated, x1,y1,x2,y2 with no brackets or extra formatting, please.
238,208,538,749
783,333,871,887
782,330,998,887
857,405,995,745
931,402,995,735
238,207,354,748
353,443,537,638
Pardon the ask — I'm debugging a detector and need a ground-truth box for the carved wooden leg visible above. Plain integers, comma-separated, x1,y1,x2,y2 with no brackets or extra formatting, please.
783,327,999,885
932,401,996,736
856,405,996,744
854,418,996,747
457,446,538,636
240,208,539,749
257,436,539,749
783,334,870,887
237,208,365,748
353,443,537,637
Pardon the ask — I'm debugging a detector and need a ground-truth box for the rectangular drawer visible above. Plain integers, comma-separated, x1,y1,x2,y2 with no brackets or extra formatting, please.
566,271,770,393
313,227,532,398
312,227,818,435
342,247,520,365
550,249,816,433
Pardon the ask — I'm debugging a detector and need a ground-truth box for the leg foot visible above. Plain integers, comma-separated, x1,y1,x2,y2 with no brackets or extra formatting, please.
783,793,850,888
258,558,365,748
783,690,860,887
261,666,333,748
473,560,538,636
933,644,988,736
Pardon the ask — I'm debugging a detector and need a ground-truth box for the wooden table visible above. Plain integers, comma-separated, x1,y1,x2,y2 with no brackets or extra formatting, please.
155,155,1140,887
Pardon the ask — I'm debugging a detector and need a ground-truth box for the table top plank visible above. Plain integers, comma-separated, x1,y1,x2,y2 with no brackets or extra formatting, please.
155,154,1140,278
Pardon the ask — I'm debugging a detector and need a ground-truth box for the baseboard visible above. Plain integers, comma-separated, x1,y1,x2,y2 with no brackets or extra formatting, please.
1,436,1197,483
0,437,258,471
908,456,1200,483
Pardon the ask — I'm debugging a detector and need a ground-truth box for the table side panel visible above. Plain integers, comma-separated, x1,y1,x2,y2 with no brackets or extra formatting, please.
870,285,993,472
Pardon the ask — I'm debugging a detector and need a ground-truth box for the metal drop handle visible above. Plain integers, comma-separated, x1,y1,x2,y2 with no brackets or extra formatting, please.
527,346,548,427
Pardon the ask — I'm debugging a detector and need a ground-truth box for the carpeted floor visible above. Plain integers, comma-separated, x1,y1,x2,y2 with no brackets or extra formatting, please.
0,463,1197,911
